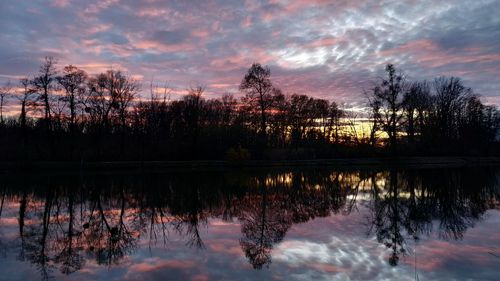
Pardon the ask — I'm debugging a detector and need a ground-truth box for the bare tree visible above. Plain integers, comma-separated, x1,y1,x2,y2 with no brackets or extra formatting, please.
288,94,315,146
328,101,343,145
114,73,139,129
31,57,58,130
184,85,205,148
57,65,88,132
18,78,35,130
367,64,406,148
432,76,472,142
366,94,382,147
402,81,431,143
240,63,274,145
86,70,138,129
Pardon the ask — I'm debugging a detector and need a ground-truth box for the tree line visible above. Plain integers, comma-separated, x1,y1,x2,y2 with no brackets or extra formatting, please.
0,57,498,161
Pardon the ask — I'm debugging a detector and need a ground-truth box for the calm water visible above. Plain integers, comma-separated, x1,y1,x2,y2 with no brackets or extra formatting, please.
0,167,499,281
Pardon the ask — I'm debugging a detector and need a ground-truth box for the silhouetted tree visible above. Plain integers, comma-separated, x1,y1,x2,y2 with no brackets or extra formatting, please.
31,57,58,130
368,64,406,149
57,65,87,132
0,60,498,162
18,78,35,131
431,76,472,144
240,63,274,146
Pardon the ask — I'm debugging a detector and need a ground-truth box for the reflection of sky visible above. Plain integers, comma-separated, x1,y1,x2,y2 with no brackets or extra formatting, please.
1,203,499,281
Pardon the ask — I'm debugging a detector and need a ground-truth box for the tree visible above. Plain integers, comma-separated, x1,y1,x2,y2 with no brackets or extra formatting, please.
113,72,139,129
18,78,35,131
57,65,87,132
366,94,382,147
402,81,431,144
328,101,343,145
86,70,138,129
368,64,406,148
240,63,274,145
31,57,58,130
288,94,315,146
184,85,204,149
431,76,472,143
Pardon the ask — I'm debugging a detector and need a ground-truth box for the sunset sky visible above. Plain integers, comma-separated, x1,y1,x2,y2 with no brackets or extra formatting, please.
1,0,499,106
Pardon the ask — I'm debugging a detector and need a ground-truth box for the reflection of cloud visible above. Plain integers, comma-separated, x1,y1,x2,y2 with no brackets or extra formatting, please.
0,190,499,280
207,239,242,256
273,238,403,280
191,274,209,281
129,258,196,272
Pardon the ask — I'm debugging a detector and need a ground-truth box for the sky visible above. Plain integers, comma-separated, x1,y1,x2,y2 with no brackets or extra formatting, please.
0,0,499,106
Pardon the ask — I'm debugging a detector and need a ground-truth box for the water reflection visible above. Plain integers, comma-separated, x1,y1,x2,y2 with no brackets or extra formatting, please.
0,167,499,280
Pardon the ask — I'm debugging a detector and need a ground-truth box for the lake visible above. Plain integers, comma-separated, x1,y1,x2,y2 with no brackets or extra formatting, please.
0,167,499,280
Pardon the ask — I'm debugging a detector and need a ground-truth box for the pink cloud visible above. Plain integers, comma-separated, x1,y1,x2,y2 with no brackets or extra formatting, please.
134,40,197,53
207,239,243,256
308,262,346,273
403,239,500,271
51,0,70,8
129,258,196,273
191,274,210,281
379,39,500,69
305,37,341,48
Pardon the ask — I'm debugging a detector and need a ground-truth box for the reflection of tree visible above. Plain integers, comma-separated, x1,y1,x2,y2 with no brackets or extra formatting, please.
368,168,499,266
85,189,138,266
14,184,142,279
238,171,360,269
172,212,207,249
0,189,7,257
17,192,28,261
239,183,291,269
0,168,497,279
22,189,56,281
370,170,407,266
53,192,84,274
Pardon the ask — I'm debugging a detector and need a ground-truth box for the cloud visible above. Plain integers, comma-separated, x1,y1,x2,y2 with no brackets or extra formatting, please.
91,31,130,45
152,30,189,45
0,0,499,106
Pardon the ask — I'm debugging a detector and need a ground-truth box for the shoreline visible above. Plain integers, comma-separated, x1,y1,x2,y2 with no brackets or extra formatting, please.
1,157,500,173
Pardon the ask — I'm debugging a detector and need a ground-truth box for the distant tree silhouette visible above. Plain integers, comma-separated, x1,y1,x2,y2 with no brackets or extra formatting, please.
0,60,497,162
240,63,275,147
31,57,58,130
402,81,431,144
56,65,87,133
18,78,35,132
367,64,406,149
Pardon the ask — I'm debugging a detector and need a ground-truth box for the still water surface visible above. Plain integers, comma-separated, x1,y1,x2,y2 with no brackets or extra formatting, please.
0,167,499,280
